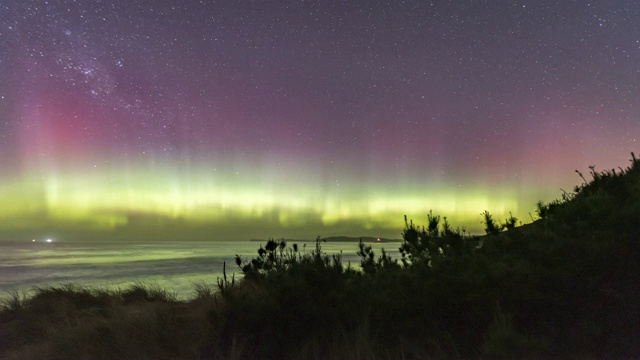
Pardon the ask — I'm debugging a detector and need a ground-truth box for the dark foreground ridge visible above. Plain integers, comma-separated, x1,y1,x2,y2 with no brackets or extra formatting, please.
1,153,639,359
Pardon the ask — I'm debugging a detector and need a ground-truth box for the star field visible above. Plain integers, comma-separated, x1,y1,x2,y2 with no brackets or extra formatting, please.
0,1,638,240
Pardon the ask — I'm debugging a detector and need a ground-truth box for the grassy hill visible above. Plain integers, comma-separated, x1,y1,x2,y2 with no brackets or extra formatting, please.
1,153,638,359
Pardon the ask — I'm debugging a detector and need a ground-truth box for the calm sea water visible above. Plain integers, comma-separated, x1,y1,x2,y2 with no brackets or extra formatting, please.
0,240,400,300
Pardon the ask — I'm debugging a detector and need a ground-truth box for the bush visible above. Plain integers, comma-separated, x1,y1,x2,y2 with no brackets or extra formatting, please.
2,153,638,359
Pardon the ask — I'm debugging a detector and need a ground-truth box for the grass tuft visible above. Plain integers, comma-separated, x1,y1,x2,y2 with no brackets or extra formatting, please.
1,153,639,359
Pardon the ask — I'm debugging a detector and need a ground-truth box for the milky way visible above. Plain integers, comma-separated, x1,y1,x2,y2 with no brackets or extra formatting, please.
0,1,638,241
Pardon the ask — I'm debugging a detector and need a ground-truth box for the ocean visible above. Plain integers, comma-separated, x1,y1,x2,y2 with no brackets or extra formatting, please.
0,240,400,300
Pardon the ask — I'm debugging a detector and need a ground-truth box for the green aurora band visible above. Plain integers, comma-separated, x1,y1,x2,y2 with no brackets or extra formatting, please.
0,156,562,241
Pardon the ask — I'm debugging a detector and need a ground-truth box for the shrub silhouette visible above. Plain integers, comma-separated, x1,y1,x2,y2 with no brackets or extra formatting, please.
216,155,640,358
1,153,639,359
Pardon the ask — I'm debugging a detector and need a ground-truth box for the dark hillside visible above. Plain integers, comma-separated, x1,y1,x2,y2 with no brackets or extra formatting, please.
1,154,638,359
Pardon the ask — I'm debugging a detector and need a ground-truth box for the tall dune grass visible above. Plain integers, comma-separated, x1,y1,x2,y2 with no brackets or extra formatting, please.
1,153,639,359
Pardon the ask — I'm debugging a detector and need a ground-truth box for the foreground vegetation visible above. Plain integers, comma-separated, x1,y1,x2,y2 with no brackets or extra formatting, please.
1,154,639,359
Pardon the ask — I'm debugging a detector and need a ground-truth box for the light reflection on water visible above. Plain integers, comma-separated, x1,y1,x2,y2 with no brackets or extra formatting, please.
0,240,400,300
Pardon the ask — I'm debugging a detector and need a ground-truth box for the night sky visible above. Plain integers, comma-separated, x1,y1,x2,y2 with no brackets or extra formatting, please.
0,1,638,241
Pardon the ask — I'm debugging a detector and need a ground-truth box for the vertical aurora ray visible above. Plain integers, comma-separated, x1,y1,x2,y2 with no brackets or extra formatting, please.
0,1,638,240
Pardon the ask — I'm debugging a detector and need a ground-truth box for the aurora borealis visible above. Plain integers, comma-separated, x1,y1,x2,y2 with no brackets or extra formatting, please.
0,1,638,241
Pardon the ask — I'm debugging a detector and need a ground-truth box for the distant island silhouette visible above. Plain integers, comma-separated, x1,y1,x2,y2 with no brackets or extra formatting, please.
250,236,402,243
